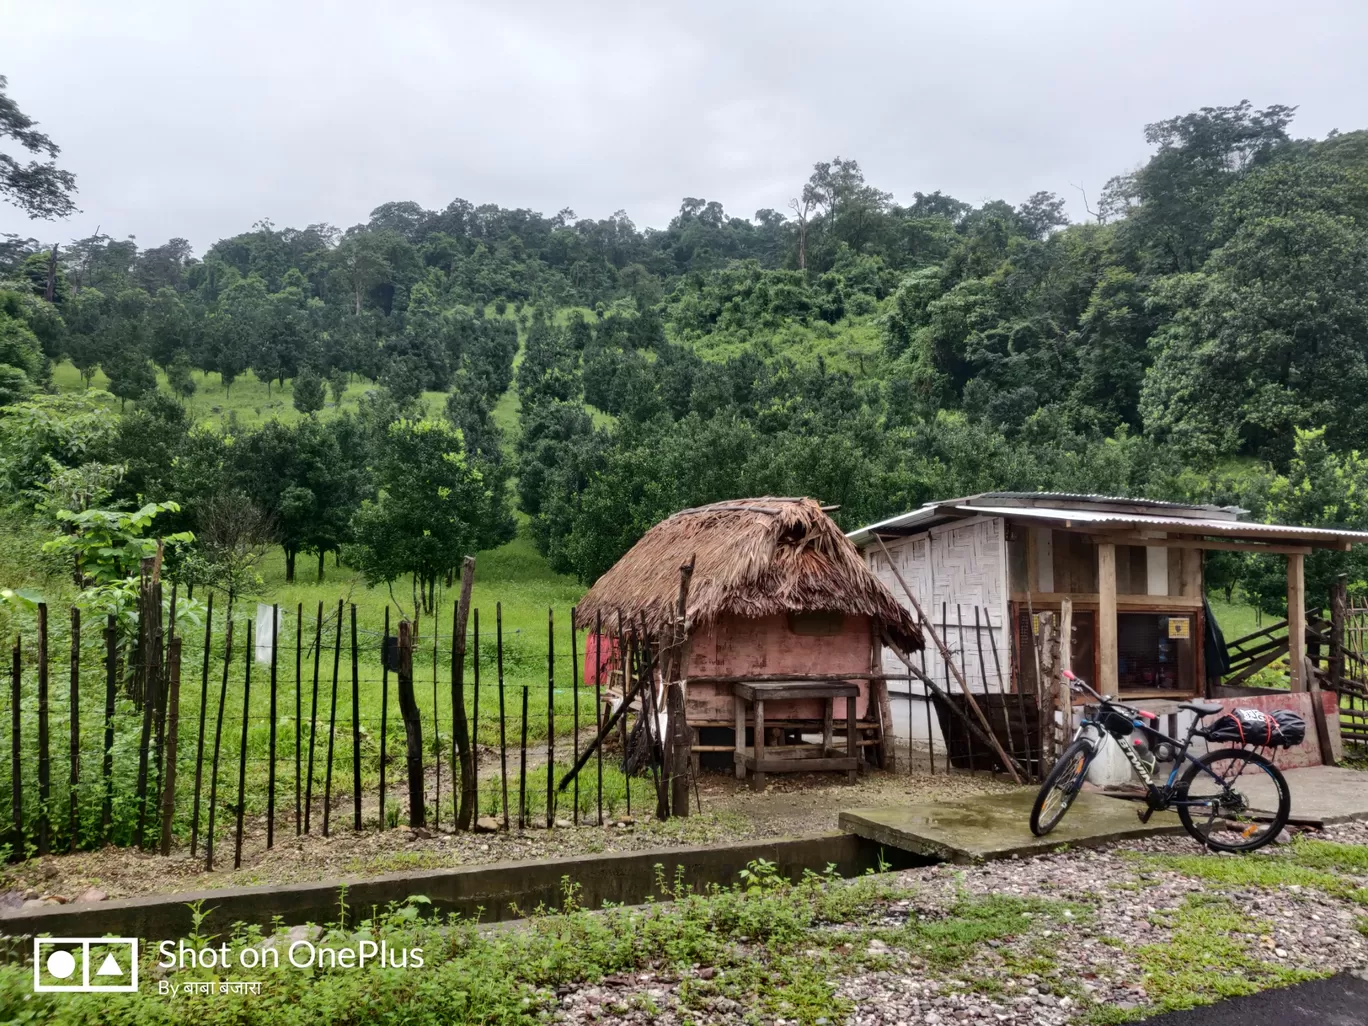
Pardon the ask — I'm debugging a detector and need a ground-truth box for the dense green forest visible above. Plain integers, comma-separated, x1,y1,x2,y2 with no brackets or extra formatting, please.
4,92,1368,616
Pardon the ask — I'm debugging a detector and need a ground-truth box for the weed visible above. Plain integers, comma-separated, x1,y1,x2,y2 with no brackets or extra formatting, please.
1126,894,1324,1013
901,894,1087,969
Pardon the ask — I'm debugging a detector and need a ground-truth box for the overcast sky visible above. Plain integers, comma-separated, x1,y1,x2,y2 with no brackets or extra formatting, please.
4,0,1366,252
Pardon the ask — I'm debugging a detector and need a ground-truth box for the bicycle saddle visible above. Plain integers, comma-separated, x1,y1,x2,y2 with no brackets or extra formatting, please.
1179,701,1224,718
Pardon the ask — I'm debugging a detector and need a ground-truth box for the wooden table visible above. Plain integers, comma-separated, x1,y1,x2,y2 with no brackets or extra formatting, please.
732,681,860,790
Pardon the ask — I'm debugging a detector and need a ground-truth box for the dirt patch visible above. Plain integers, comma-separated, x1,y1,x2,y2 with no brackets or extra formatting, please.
0,769,1017,906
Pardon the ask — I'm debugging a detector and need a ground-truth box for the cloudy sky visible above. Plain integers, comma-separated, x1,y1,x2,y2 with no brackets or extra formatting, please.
3,0,1366,251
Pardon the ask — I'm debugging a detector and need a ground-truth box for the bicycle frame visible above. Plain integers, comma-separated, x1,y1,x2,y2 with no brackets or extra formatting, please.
1065,675,1241,812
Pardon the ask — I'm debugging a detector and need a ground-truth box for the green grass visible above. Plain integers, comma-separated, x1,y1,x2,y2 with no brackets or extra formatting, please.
899,893,1090,969
1127,838,1368,905
1128,893,1324,1014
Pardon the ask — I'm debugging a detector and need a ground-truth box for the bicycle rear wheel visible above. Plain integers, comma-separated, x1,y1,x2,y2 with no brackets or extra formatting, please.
1030,739,1092,836
1176,747,1290,853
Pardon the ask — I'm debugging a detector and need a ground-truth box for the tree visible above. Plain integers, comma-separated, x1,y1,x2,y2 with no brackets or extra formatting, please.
292,365,325,415
348,419,503,613
167,351,196,400
0,75,78,219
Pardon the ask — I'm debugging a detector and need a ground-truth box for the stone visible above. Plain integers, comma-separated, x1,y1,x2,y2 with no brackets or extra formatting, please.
75,887,107,904
475,817,500,833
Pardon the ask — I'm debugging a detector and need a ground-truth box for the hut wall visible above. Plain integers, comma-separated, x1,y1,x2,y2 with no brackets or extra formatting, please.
868,516,1009,696
683,613,873,724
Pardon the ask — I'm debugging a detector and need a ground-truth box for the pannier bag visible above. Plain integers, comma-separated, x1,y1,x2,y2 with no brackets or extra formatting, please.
1203,707,1306,749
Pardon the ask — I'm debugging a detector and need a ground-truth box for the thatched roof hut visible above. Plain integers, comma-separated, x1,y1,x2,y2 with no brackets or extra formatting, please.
574,497,923,652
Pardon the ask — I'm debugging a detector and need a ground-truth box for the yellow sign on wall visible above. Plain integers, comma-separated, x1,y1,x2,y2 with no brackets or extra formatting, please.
1168,618,1191,639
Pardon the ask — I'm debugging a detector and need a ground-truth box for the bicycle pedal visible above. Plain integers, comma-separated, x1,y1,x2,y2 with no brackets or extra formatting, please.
1136,808,1155,824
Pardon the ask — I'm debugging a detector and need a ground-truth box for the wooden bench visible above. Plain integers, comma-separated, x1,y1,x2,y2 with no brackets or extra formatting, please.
732,681,860,790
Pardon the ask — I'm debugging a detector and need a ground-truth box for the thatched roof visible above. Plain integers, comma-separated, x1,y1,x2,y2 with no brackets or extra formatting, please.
574,497,923,651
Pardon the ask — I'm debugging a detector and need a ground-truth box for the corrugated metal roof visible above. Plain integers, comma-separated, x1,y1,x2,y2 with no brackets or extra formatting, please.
975,491,1240,515
846,500,1368,549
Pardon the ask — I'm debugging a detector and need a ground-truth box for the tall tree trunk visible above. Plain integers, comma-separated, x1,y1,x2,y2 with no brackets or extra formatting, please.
317,550,326,583
284,549,296,584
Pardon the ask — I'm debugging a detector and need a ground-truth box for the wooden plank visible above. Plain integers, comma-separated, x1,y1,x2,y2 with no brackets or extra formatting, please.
1081,532,1314,556
734,682,859,702
1009,593,1202,610
1288,554,1306,692
1098,543,1118,698
688,672,883,684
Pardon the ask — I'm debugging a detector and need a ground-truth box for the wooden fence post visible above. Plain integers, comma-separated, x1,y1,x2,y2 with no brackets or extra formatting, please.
294,603,302,836
11,636,21,848
102,616,116,841
350,604,361,831
323,599,341,836
450,557,476,830
37,602,49,856
68,607,80,851
397,619,423,828
234,620,252,869
159,637,182,855
497,604,509,832
189,594,213,856
304,602,321,833
379,607,389,829
546,608,555,829
267,604,279,848
205,602,234,871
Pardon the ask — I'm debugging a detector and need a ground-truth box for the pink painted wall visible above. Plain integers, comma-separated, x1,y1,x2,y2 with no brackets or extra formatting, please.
683,613,874,723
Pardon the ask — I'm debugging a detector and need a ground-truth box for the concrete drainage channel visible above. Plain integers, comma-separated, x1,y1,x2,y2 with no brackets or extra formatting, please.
0,833,934,941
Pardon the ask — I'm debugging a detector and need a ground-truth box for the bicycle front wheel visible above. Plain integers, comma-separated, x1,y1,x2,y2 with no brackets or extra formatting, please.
1176,747,1290,853
1030,739,1092,836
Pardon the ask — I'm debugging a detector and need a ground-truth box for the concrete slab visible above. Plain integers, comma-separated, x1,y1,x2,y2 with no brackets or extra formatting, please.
839,789,1183,863
1261,765,1368,827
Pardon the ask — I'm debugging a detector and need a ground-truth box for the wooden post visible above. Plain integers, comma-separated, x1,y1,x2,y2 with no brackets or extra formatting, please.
664,560,695,818
517,684,529,830
11,636,20,847
323,599,341,836
870,535,1024,783
102,616,116,840
205,600,233,869
1330,575,1348,691
189,594,213,855
294,603,302,836
304,602,322,833
450,557,476,830
472,610,480,825
37,602,49,856
593,610,603,826
1098,542,1119,698
1059,598,1074,750
68,607,80,851
497,604,509,831
350,605,361,831
378,606,389,829
1036,611,1059,769
267,604,279,848
158,637,181,855
234,620,252,869
570,608,578,825
546,607,555,828
1288,553,1306,692
397,619,423,828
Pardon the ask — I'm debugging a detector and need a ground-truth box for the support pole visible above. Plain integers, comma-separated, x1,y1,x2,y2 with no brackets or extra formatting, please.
1098,543,1119,698
1288,553,1307,692
397,619,424,827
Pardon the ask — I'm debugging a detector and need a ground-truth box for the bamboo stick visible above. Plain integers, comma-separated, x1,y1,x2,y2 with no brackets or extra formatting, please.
234,619,252,869
205,604,233,871
190,593,213,855
304,602,322,833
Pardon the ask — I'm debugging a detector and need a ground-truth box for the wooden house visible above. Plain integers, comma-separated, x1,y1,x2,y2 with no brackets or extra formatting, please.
847,492,1368,764
575,497,923,784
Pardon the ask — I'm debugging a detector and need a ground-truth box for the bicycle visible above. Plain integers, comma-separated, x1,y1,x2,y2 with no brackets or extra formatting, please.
1029,670,1291,853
